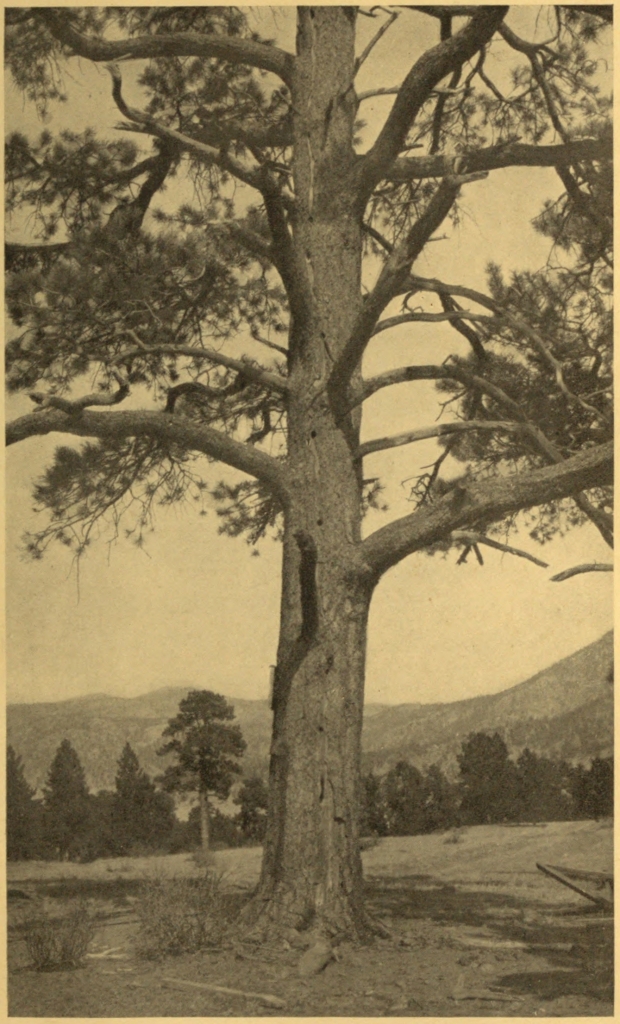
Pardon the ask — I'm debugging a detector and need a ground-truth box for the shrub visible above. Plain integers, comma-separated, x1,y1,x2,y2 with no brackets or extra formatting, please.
135,871,228,958
23,901,95,970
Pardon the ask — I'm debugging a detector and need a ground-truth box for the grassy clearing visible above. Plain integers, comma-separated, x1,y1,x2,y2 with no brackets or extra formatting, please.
8,820,613,1018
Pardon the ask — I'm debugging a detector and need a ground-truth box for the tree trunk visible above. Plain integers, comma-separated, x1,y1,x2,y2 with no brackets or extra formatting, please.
244,9,376,941
198,789,210,854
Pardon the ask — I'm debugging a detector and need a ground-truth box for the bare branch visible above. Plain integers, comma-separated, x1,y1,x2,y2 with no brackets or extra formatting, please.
354,6,507,203
372,309,491,336
330,177,464,394
355,9,399,73
359,419,519,458
6,408,291,506
451,530,549,568
387,137,612,183
550,562,614,582
361,364,451,403
358,441,613,581
37,9,295,84
28,374,130,413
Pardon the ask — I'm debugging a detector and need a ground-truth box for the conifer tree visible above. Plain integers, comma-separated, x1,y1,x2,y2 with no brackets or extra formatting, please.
7,745,40,861
5,6,613,938
43,739,92,861
158,691,245,853
112,742,176,855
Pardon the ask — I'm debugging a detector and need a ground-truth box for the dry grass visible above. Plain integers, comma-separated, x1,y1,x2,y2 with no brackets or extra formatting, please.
22,901,95,971
134,871,231,959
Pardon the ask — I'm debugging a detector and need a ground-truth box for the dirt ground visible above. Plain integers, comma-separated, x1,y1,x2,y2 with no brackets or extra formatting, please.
7,819,613,1017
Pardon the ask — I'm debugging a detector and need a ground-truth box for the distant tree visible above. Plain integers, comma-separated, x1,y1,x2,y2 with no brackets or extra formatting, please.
571,756,613,820
360,771,388,838
235,775,269,844
457,732,519,826
421,763,458,832
112,742,176,855
157,690,246,853
186,804,244,850
515,748,572,823
383,761,426,836
43,739,92,860
87,790,117,859
7,745,41,860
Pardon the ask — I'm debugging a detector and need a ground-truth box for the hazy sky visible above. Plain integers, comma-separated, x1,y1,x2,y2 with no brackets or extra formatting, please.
5,7,613,706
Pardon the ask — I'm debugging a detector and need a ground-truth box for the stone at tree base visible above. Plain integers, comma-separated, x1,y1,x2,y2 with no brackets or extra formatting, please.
297,938,334,977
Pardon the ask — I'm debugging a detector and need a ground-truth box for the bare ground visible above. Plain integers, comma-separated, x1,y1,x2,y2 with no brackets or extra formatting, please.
7,819,613,1017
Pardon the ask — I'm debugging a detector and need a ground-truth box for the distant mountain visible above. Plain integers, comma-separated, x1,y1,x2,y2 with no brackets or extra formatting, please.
7,632,612,792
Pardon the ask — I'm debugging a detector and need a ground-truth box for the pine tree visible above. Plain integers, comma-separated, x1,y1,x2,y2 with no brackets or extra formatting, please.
7,745,41,860
6,6,613,938
158,691,246,853
43,739,92,861
112,742,176,855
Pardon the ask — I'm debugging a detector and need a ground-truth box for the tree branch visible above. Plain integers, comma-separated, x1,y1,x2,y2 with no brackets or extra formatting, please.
358,419,519,458
372,309,491,336
387,137,612,183
28,373,130,413
330,177,466,395
406,275,608,421
106,65,264,191
6,408,291,506
451,530,549,568
353,6,507,204
37,9,295,85
550,562,613,582
113,340,289,394
358,440,613,581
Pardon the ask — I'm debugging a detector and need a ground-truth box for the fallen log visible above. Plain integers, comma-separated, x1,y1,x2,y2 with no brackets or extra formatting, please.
161,975,286,1009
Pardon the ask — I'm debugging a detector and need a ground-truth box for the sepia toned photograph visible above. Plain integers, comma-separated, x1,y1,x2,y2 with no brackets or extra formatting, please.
5,3,613,1017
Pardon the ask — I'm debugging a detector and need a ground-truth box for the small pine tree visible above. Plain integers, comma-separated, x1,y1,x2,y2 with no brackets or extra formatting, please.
43,739,92,861
158,690,246,853
7,746,41,860
112,742,176,855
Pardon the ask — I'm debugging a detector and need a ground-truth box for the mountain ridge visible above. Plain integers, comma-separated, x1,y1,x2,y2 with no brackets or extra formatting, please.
8,631,612,791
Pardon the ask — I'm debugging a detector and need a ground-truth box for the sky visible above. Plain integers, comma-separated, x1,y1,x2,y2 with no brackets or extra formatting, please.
5,6,614,707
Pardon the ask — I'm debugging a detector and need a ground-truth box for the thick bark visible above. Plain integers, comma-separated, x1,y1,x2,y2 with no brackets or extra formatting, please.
242,8,373,940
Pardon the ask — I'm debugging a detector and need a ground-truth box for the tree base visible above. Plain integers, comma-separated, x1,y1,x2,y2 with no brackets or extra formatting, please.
237,881,386,950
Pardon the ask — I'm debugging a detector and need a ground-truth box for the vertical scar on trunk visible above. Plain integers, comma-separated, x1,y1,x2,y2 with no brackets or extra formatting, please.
294,529,319,641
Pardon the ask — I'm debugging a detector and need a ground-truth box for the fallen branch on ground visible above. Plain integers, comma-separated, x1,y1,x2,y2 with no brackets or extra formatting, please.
161,976,286,1008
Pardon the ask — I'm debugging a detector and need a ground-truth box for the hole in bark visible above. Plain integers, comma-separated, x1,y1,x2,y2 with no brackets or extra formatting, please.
316,518,323,526
319,776,325,801
310,430,317,438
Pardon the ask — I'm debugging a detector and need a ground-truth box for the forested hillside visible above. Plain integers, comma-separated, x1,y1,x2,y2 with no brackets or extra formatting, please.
8,632,612,791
